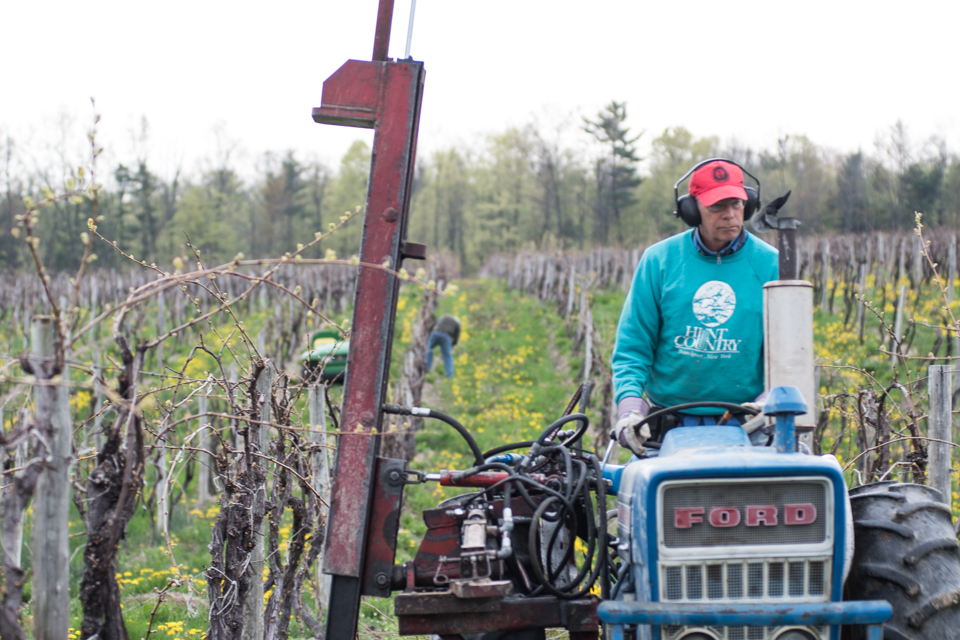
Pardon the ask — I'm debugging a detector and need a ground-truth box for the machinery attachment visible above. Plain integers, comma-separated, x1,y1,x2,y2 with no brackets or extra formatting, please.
383,403,610,639
311,1,426,637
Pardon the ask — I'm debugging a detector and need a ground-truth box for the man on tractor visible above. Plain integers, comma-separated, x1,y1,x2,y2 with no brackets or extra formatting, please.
611,159,779,456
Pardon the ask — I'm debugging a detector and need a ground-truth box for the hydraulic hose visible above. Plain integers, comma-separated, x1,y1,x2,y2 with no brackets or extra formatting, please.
482,440,537,460
610,560,631,599
397,400,608,601
523,413,589,470
383,403,484,466
525,453,607,599
481,414,590,463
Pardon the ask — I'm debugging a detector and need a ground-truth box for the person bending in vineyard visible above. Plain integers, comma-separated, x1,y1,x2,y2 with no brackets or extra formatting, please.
426,314,461,379
611,159,779,456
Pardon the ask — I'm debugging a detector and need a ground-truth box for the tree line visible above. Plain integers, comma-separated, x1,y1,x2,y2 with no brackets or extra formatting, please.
2,107,959,274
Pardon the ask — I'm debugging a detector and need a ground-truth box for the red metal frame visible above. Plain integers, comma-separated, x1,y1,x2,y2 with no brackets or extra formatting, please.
313,2,425,637
372,0,395,61
316,56,424,574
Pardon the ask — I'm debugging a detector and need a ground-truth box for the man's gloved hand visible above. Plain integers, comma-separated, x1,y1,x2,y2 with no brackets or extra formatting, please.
613,411,651,457
740,401,762,415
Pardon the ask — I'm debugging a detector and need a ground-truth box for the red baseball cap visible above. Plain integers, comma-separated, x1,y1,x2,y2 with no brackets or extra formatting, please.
689,160,748,207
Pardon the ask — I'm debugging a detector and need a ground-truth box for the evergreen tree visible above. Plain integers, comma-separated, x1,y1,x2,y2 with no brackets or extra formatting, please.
583,101,642,244
835,151,868,232
135,160,158,261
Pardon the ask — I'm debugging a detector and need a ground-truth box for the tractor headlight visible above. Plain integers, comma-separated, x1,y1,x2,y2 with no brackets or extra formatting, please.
775,629,816,640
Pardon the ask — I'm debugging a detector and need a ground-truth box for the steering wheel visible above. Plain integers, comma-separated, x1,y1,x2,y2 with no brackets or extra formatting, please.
603,401,764,464
632,401,762,448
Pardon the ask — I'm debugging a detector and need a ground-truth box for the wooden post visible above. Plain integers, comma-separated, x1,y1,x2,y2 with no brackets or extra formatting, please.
928,365,953,508
91,277,100,341
93,350,105,451
898,238,906,286
576,285,588,346
583,308,593,382
230,364,240,451
175,288,184,345
156,290,165,372
198,389,210,505
948,234,956,305
13,440,26,568
157,431,169,536
309,382,332,613
813,366,821,452
157,317,169,537
948,236,960,402
243,361,273,640
876,233,886,292
856,263,867,343
0,407,14,565
31,316,71,640
892,284,907,367
820,239,830,311
912,234,923,287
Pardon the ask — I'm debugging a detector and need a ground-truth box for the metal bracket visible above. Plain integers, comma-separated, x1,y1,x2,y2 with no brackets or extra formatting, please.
360,457,408,597
402,241,427,260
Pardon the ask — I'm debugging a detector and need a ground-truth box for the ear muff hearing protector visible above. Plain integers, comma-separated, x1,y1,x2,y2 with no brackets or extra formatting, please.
673,158,761,228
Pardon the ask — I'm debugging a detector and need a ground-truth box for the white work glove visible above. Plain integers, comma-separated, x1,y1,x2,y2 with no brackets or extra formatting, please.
741,401,763,414
613,411,651,457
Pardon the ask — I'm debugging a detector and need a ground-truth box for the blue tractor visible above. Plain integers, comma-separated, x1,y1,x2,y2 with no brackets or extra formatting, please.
598,386,894,640
379,386,960,640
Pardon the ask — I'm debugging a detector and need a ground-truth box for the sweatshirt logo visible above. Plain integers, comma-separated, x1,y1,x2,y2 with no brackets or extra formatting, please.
692,281,736,327
674,326,742,354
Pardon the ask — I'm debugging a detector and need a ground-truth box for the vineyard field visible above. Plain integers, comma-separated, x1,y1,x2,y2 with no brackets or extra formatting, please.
5,228,960,638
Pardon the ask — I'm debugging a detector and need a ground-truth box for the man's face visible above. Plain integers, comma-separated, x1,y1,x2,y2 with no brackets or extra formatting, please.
697,198,745,251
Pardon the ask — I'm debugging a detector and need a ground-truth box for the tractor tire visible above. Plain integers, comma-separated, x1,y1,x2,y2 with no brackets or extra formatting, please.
844,481,960,640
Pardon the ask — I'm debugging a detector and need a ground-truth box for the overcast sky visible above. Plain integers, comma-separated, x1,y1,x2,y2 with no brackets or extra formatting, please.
4,0,959,182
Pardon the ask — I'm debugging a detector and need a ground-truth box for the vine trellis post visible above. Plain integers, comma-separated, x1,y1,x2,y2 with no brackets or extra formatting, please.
198,387,210,505
243,361,275,640
928,364,953,509
30,316,71,639
309,383,332,613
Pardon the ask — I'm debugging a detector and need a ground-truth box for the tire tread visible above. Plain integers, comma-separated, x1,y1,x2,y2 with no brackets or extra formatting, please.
845,483,960,639
859,563,922,598
903,538,960,567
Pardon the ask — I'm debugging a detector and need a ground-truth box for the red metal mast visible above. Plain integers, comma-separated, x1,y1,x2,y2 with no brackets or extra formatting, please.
312,1,426,638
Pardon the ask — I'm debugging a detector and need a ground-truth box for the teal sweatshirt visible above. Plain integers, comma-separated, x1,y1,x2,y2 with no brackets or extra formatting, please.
612,230,779,414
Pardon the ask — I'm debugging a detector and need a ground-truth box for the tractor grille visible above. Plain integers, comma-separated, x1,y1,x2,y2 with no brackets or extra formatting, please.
659,558,831,640
661,558,830,601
